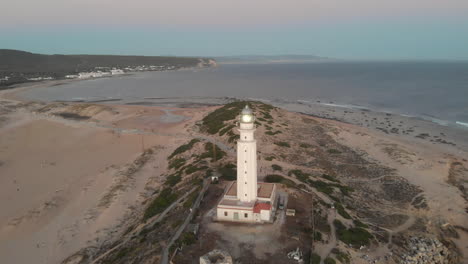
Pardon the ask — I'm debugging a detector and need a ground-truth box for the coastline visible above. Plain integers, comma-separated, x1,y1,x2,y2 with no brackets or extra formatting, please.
0,76,467,263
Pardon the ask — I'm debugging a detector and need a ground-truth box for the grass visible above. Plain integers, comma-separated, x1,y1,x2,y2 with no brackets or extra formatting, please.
201,101,246,134
321,174,340,183
333,249,350,264
183,189,199,208
219,124,235,136
143,188,178,220
308,180,334,195
327,149,342,154
310,253,321,264
165,173,182,187
333,219,373,247
353,219,369,228
289,169,310,182
168,139,200,159
271,164,283,171
266,130,282,136
265,174,296,188
219,163,236,181
54,112,90,120
168,158,186,170
274,141,290,148
334,202,351,219
200,142,226,161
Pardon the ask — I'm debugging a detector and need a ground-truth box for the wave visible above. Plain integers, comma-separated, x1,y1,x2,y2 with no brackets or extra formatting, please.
456,121,468,128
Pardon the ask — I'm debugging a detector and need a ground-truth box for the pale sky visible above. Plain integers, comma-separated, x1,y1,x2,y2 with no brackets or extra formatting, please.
1,0,468,59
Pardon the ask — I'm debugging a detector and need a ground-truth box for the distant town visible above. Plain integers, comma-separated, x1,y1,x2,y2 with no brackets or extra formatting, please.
0,49,215,88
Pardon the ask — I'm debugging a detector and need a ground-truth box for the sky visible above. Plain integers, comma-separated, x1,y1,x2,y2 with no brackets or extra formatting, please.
1,0,468,59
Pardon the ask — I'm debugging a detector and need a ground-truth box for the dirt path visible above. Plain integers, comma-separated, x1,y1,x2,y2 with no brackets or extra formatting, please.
161,179,210,264
89,187,198,264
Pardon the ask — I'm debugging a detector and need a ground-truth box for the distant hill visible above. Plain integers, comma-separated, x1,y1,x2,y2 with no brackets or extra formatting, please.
215,55,331,64
0,49,212,87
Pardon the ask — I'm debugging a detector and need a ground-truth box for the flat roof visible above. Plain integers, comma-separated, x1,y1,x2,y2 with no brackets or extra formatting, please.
225,181,275,198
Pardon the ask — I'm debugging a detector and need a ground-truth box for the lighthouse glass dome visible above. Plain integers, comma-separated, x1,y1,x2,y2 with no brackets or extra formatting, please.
240,105,254,123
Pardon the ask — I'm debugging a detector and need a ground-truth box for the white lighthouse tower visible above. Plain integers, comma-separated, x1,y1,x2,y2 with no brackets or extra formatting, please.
237,105,258,202
216,104,276,223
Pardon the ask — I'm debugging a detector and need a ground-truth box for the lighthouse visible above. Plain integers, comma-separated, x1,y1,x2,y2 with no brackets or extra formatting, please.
216,104,276,223
237,105,258,202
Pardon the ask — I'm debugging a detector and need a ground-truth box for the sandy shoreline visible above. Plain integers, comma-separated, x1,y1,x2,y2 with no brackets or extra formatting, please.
0,81,467,263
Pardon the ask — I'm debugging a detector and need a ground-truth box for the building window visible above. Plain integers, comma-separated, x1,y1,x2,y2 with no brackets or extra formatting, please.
224,212,228,216
245,136,247,139
245,171,247,174
245,160,247,163
245,182,247,184
244,213,248,218
245,194,247,196
245,149,247,152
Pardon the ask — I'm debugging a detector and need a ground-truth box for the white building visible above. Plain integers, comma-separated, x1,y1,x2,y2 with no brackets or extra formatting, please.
216,105,276,223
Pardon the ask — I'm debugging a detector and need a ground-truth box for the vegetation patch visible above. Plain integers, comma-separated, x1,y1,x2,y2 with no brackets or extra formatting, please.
271,164,283,171
321,174,340,183
54,112,90,120
165,173,182,187
274,141,291,148
328,149,342,154
200,142,226,161
201,102,246,134
289,169,311,182
265,156,276,161
168,158,186,170
266,130,282,136
300,143,312,148
168,139,200,159
334,202,351,219
144,188,178,220
265,174,296,188
219,124,235,136
219,163,236,181
324,257,336,264
333,219,373,247
310,253,321,264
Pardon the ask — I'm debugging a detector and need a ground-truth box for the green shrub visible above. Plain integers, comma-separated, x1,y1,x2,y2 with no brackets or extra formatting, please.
334,219,372,247
219,163,236,181
168,158,186,170
200,142,226,161
334,202,351,219
266,130,282,136
201,102,246,134
289,169,310,182
271,164,282,171
300,143,312,148
168,139,200,159
310,253,321,264
265,174,296,188
219,124,235,136
165,173,181,186
324,257,336,264
144,188,178,220
321,174,340,183
183,189,199,208
335,250,350,264
265,156,275,161
274,141,291,148
353,219,369,228
327,149,342,154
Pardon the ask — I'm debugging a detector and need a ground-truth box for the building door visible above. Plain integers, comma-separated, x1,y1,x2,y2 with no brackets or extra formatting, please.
233,212,239,220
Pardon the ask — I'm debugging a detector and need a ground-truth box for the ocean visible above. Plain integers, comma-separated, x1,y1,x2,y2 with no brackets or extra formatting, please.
18,61,468,127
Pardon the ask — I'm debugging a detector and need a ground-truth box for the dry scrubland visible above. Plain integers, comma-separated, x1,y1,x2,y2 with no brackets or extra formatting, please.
0,93,467,264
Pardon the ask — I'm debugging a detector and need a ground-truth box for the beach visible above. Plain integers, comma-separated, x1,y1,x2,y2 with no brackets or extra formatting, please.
0,78,467,263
